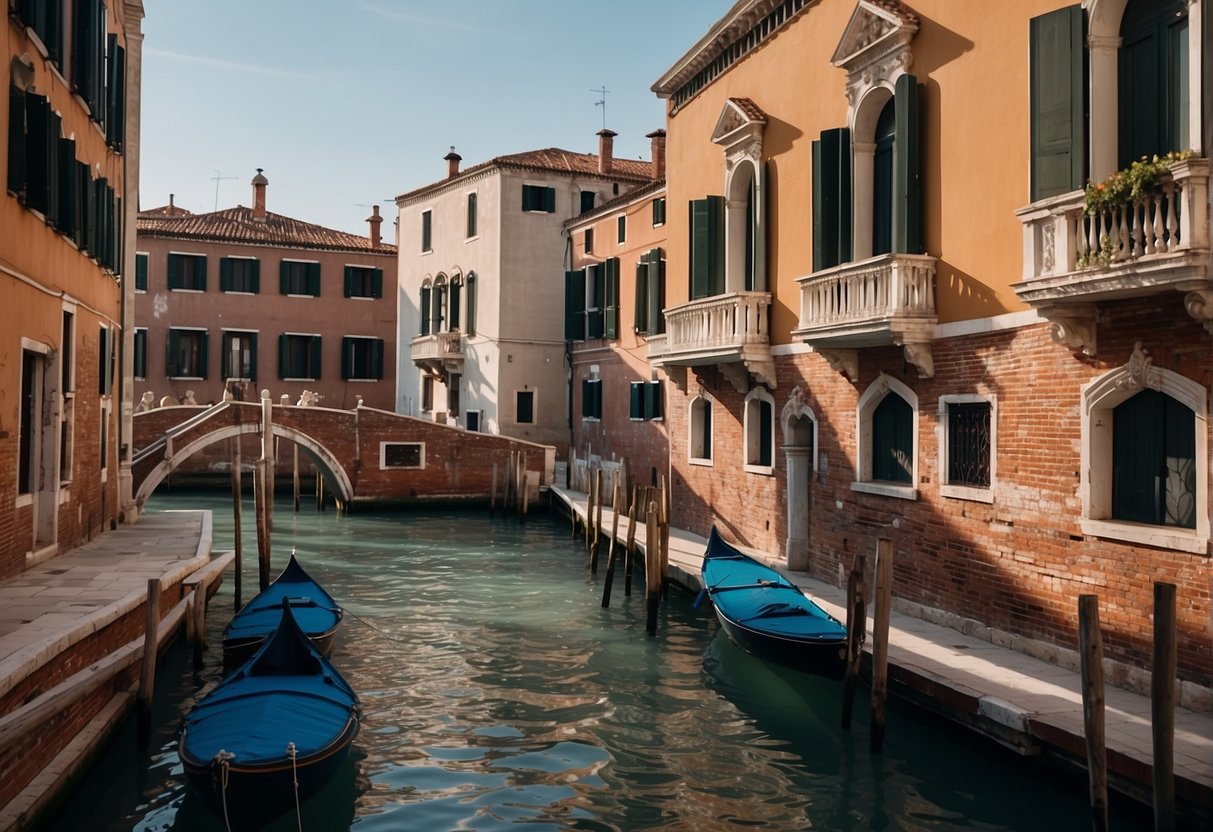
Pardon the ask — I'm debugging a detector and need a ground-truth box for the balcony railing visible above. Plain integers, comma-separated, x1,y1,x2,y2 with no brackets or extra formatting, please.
793,253,937,347
649,291,774,391
411,331,464,372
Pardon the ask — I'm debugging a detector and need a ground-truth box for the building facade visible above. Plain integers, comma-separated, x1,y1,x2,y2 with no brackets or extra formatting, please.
2,0,144,578
652,0,1211,690
134,173,398,412
395,135,655,449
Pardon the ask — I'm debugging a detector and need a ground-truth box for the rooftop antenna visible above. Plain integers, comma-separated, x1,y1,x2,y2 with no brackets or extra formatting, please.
210,170,237,211
591,85,610,131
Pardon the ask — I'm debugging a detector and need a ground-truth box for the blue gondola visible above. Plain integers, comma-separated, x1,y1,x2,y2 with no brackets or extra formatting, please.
222,553,343,665
180,601,360,827
700,526,848,679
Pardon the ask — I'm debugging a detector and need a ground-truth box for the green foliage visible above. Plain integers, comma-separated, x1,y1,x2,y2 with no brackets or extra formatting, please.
1083,151,1195,216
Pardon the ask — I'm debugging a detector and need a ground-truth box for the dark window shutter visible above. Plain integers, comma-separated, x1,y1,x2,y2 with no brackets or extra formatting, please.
450,281,461,330
250,259,261,293
604,258,619,339
25,94,51,214
649,253,665,334
56,136,77,236
544,187,555,213
893,73,922,254
341,337,353,380
198,331,209,379
220,258,232,292
580,190,595,213
135,252,148,291
133,329,146,378
343,266,352,297
309,336,322,379
307,262,320,296
98,326,109,394
279,261,290,295
564,269,586,340
196,254,208,291
7,86,26,196
45,110,61,226
248,333,258,381
166,329,179,376
422,211,432,250
106,36,125,150
630,383,643,419
581,379,592,418
371,268,383,298
1030,5,1085,201
168,254,181,290
1113,390,1196,528
812,127,852,271
872,393,913,483
466,275,476,336
371,338,384,379
690,196,725,298
420,286,431,335
759,399,773,466
646,381,662,420
278,334,289,379
634,260,648,333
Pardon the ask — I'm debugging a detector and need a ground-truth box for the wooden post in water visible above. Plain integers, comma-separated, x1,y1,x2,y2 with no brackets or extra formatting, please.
137,578,161,742
623,484,638,596
191,581,207,668
869,537,893,753
601,473,622,607
1079,594,1108,832
490,462,498,517
584,466,595,549
521,468,530,521
1152,582,1177,832
645,500,660,636
316,472,325,511
256,391,273,591
590,468,604,572
841,553,867,730
231,438,243,610
659,474,670,600
292,444,300,511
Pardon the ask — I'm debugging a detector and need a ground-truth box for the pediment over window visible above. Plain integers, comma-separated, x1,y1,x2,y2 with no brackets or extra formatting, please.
831,1,920,101
711,97,768,161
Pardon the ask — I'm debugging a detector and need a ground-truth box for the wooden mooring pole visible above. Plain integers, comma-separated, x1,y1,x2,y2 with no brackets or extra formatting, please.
292,444,300,511
869,537,893,753
841,553,867,730
191,581,207,668
231,438,243,611
490,462,498,517
623,484,638,596
645,500,660,636
590,468,604,573
1152,582,1177,832
1078,594,1108,832
659,474,670,600
601,473,622,607
256,392,273,591
137,578,161,743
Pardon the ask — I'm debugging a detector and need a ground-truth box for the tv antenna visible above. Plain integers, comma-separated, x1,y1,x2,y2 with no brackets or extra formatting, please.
210,170,237,210
591,85,610,131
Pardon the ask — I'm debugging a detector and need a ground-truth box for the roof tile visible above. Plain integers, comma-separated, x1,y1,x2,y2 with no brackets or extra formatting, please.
137,206,395,254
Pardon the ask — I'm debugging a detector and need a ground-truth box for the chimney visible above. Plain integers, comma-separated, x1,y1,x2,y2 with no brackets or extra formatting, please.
597,129,616,175
251,168,268,221
444,146,462,178
367,205,383,248
169,193,175,210
646,129,666,181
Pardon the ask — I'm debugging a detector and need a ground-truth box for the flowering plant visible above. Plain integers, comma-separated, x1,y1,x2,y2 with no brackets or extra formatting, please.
1082,150,1195,215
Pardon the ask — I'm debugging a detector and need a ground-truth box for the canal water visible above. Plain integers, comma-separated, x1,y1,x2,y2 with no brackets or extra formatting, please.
46,491,1144,831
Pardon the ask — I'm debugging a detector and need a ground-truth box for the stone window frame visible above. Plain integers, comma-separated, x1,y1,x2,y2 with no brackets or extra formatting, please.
743,386,775,475
937,393,996,504
689,393,714,467
852,372,918,501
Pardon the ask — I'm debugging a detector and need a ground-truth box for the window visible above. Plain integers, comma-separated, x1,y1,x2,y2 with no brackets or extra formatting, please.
939,397,993,501
586,265,604,339
585,228,594,255
98,325,112,395
580,190,596,214
381,442,424,469
522,184,555,213
652,197,667,226
689,196,724,299
220,257,260,293
744,387,775,472
690,396,713,463
516,390,535,424
133,327,147,380
466,193,477,238
72,0,105,122
566,260,619,341
280,260,320,296
616,214,626,244
582,378,602,420
19,351,40,494
135,252,148,292
105,34,125,150
222,331,257,381
166,328,208,378
1117,0,1188,170
422,209,432,252
60,311,75,482
344,265,383,299
465,410,482,432
872,99,896,256
421,374,434,411
634,248,665,336
1113,391,1194,527
168,253,207,291
16,0,64,63
1029,6,1085,201
854,374,917,500
278,334,321,380
342,336,384,380
630,380,663,421
430,277,448,333
419,282,432,336
465,273,477,336
448,276,462,331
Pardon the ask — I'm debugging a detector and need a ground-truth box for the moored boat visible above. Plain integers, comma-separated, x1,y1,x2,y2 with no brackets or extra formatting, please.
180,601,360,827
700,526,848,679
222,552,342,665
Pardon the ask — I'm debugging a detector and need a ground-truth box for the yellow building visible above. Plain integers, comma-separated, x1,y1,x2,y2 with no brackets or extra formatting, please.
653,0,1210,690
2,1,144,577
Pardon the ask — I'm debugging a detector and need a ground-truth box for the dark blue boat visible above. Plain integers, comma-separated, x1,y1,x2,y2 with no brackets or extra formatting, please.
180,601,360,826
222,552,343,665
701,526,848,679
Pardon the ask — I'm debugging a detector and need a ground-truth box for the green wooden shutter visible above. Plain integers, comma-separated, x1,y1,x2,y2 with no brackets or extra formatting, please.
691,195,726,297
544,187,556,213
467,193,477,237
372,338,384,380
196,254,208,291
343,266,353,297
45,111,61,227
759,400,773,466
420,285,431,335
133,329,146,378
56,137,77,236
220,258,232,292
466,275,476,336
278,261,290,295
564,269,586,340
166,329,179,376
25,94,50,214
248,333,258,381
645,381,663,420
135,253,147,291
1030,5,1085,201
309,336,322,379
630,383,643,419
893,73,922,254
634,261,648,333
872,394,912,483
278,334,289,379
7,86,26,195
106,36,124,149
422,211,432,250
249,259,261,293
649,253,664,335
371,268,383,298
198,331,209,379
307,262,320,296
449,281,461,330
604,258,619,339
812,127,852,271
98,327,109,394
341,337,353,380
168,254,182,290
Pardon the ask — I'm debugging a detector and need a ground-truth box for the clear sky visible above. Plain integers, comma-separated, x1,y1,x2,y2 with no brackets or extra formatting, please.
139,1,734,236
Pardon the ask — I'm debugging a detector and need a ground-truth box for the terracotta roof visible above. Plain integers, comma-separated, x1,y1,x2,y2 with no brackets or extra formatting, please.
397,147,654,202
141,203,193,217
137,206,396,254
728,97,768,122
868,0,920,26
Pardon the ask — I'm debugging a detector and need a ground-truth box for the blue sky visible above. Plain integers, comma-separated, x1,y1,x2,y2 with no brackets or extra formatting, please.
140,1,734,236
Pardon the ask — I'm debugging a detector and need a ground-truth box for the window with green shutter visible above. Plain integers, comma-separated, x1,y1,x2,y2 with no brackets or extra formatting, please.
689,196,724,299
581,379,602,419
871,393,913,483
280,260,319,296
420,284,432,336
652,197,666,226
449,279,461,330
617,215,626,244
466,193,477,238
580,190,596,214
811,127,852,271
586,264,605,339
166,328,208,378
344,265,381,298
645,380,663,420
17,0,64,63
55,136,77,237
168,253,207,291
24,93,51,216
603,258,620,339
72,0,105,123
1029,5,1086,201
221,257,259,293
629,382,644,420
134,253,148,291
105,35,125,151
133,328,147,379
342,336,384,380
98,326,109,395
584,228,594,254
1112,389,1195,528
522,184,556,213
893,73,922,255
465,273,477,336
873,101,896,256
7,86,26,197
565,269,586,341
1118,0,1188,169
279,334,322,380
421,210,432,251
221,331,257,381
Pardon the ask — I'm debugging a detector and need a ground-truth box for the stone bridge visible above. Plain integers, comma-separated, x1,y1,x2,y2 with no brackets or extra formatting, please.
132,401,555,509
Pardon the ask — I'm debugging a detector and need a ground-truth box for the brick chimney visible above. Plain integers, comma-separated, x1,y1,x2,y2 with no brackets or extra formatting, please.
646,129,666,181
367,205,383,248
251,168,268,222
597,129,616,175
444,146,462,178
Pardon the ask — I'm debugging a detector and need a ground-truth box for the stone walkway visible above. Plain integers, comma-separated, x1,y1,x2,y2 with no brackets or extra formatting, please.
549,482,1212,822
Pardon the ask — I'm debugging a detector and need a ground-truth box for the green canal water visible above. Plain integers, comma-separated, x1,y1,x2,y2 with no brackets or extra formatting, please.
45,491,1147,831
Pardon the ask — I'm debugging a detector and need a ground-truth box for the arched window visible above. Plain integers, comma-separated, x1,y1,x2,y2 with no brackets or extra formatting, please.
854,373,918,500
419,280,432,336
465,272,477,336
872,98,896,256
744,387,775,472
431,274,448,334
690,396,713,464
448,274,462,332
1117,0,1189,169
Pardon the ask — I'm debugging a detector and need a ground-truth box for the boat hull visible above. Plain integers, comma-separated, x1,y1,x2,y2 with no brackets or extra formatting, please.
713,607,848,680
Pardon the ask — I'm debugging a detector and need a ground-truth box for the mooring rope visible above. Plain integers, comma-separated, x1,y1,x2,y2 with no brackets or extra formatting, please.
288,741,303,832
343,610,413,644
214,749,235,832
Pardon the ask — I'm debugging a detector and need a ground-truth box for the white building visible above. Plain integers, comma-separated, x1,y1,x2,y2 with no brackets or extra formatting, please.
395,133,657,448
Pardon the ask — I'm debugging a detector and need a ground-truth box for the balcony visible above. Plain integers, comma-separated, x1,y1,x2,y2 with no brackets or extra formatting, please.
648,291,775,392
791,253,938,379
411,330,464,375
1014,158,1211,355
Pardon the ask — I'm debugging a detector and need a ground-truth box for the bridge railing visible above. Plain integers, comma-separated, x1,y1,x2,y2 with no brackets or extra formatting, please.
132,402,234,465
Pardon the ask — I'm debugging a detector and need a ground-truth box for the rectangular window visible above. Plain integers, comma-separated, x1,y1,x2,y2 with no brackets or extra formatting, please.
19,352,39,494
422,209,432,252
586,264,604,339
166,328,208,378
98,325,111,395
342,336,385,380
105,34,125,150
584,228,594,254
634,248,666,336
689,196,724,299
16,0,64,62
516,390,535,424
421,374,434,412
580,190,596,214
222,331,257,381
946,402,991,489
617,214,626,244
135,252,148,291
344,265,383,299
630,380,664,420
72,0,104,121
280,260,320,296
652,197,667,226
465,410,481,432
522,184,555,213
278,333,321,380
381,442,424,469
167,253,207,291
466,193,477,238
564,269,586,341
133,327,147,379
581,378,602,420
220,257,260,293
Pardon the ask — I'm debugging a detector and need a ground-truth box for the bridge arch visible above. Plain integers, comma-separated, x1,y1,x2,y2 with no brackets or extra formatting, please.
135,422,354,508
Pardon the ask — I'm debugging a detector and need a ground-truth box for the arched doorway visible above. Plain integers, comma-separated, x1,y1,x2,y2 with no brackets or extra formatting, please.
782,386,817,571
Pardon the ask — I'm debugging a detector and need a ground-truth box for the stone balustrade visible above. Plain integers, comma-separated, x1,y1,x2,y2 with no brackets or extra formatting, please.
795,253,937,339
